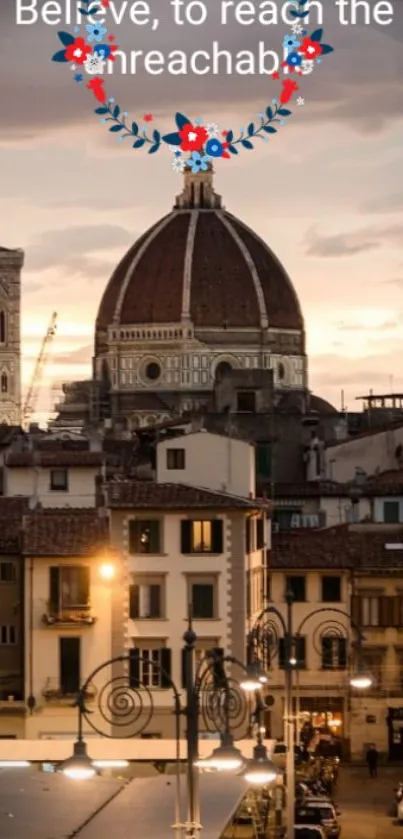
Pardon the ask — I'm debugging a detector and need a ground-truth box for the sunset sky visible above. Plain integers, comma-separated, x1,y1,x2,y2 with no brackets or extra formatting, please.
1,1,402,423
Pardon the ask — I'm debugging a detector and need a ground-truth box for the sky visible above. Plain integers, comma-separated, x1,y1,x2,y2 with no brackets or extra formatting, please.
0,0,403,423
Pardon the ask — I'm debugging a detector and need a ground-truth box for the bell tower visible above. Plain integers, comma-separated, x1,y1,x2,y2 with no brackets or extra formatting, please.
0,247,24,425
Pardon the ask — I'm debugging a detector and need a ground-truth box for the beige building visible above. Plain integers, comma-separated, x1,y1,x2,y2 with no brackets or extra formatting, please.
3,449,104,508
22,508,118,739
107,430,269,738
324,419,403,483
0,247,23,426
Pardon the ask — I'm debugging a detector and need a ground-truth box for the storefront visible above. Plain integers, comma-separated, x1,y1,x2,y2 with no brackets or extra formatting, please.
297,697,345,745
387,707,403,760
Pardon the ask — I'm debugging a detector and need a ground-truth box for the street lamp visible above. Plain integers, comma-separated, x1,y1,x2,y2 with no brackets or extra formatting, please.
247,594,372,839
60,615,268,838
243,743,278,786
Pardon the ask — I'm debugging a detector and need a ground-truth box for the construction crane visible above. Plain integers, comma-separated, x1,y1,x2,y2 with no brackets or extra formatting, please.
22,312,57,430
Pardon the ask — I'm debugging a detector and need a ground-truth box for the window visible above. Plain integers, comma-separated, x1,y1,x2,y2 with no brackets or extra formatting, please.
274,509,301,531
129,582,162,619
286,576,306,602
50,468,68,491
49,566,90,614
129,647,172,689
256,517,265,550
383,501,400,523
181,645,224,688
166,448,185,470
245,518,253,553
321,636,347,669
0,562,16,583
0,312,5,343
279,636,306,669
0,373,7,393
128,520,161,554
255,444,272,480
361,596,380,627
361,649,383,687
181,519,223,554
236,391,256,413
190,582,216,619
0,626,16,645
59,637,81,695
321,576,341,602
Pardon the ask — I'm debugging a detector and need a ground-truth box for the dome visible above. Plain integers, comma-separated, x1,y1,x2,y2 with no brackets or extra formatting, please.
96,170,303,335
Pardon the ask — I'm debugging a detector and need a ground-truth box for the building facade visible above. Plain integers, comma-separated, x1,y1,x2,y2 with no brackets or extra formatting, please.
0,247,23,426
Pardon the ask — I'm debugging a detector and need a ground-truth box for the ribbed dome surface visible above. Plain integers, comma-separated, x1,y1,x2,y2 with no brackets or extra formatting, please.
96,175,303,333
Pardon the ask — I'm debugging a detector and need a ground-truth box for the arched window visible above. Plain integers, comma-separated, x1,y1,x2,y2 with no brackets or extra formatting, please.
1,373,8,393
0,312,5,343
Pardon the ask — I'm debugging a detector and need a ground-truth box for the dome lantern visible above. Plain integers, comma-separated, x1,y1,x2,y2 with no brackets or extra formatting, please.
174,166,222,211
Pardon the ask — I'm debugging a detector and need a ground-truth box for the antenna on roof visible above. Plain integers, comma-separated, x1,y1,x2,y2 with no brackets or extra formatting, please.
340,389,347,413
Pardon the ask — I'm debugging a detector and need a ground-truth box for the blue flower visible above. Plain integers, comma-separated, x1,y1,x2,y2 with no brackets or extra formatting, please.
94,43,111,59
74,73,84,83
86,22,107,43
174,150,182,158
206,138,224,158
186,152,210,174
286,51,302,67
283,34,300,51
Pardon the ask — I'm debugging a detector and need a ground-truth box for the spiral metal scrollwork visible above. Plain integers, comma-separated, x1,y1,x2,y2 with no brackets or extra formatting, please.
199,677,250,740
251,614,282,666
311,619,350,658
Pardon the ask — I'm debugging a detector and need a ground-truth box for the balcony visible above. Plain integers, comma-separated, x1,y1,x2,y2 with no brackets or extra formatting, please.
42,603,96,627
42,678,97,704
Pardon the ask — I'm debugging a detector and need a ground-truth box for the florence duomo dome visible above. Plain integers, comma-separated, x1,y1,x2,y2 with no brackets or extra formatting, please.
90,167,309,428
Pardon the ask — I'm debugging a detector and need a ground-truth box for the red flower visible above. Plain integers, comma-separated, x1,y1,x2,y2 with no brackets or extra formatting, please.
280,79,299,104
143,114,153,122
179,123,208,152
65,37,92,65
300,37,322,59
101,1,109,6
87,78,106,103
271,71,280,80
221,142,231,160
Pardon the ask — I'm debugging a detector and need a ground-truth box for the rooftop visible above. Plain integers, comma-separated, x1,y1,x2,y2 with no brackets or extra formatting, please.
6,451,104,468
107,480,265,510
271,525,403,570
22,510,109,556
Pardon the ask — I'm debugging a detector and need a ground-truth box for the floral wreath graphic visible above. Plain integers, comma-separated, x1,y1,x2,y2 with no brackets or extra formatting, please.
52,0,333,172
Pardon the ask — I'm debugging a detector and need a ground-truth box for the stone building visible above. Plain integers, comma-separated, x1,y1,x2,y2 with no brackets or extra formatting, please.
0,247,23,425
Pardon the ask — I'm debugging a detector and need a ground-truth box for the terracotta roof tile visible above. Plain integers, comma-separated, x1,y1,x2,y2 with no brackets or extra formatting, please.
6,452,104,468
271,526,403,570
22,511,109,556
107,481,264,510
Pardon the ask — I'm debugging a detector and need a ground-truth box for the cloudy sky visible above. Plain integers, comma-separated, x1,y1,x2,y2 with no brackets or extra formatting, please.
1,0,403,423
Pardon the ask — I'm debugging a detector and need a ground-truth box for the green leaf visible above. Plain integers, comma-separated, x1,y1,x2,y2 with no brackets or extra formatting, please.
153,129,161,144
266,106,273,120
247,122,254,136
241,139,253,150
132,122,139,135
148,144,159,154
225,130,233,143
320,44,334,54
228,144,238,155
58,31,75,46
310,28,323,41
109,125,123,132
277,109,291,116
95,107,109,114
78,7,90,14
263,126,277,134
175,113,191,130
133,138,145,148
113,105,120,119
162,132,181,146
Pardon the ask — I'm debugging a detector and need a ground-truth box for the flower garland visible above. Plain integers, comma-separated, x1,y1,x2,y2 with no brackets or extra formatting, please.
52,0,333,172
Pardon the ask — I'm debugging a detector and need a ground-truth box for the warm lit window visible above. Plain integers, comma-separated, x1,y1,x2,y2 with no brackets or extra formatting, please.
128,520,161,554
181,519,224,554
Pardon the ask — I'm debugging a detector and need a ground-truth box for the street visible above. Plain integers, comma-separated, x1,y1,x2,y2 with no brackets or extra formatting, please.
336,766,403,839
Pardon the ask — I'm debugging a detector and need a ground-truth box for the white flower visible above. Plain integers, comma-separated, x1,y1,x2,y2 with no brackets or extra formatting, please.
84,53,106,75
296,97,305,106
291,22,303,34
206,122,220,137
172,156,186,173
300,59,315,75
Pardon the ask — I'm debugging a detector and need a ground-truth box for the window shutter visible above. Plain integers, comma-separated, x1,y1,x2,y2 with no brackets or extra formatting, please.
211,520,223,553
128,521,140,554
245,519,251,554
149,521,161,553
77,566,90,605
160,648,172,688
129,585,139,619
212,647,226,688
129,649,140,688
256,518,265,550
149,585,161,618
296,636,306,668
181,520,192,553
351,595,361,627
379,596,391,628
49,567,60,612
59,637,81,694
338,638,347,668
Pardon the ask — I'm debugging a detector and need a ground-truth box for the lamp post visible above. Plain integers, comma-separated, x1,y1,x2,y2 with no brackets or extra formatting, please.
61,615,276,839
247,593,372,839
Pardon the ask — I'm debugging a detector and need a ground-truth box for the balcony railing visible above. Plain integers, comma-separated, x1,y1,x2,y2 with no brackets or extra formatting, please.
42,603,96,626
42,678,97,703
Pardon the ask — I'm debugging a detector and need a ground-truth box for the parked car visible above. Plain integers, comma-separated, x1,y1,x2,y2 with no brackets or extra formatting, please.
272,741,302,771
295,801,341,839
294,827,327,839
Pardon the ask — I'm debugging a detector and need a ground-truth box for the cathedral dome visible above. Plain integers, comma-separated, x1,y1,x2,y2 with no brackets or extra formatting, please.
95,170,303,335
